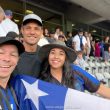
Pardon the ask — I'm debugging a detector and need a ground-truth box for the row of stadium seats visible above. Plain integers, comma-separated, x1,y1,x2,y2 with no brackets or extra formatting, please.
84,57,110,87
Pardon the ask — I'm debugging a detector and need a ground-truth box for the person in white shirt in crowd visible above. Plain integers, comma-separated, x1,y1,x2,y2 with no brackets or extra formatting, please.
74,50,87,69
54,27,61,40
84,31,91,58
38,29,49,46
72,29,87,52
0,6,19,36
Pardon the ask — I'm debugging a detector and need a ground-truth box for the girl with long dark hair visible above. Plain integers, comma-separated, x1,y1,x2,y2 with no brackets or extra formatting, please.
38,40,110,99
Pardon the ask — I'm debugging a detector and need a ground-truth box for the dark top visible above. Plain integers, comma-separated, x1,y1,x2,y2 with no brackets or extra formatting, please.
104,43,110,51
13,46,41,78
46,37,56,43
40,70,100,93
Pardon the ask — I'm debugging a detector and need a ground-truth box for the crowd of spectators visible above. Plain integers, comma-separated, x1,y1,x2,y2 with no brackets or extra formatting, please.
0,5,110,109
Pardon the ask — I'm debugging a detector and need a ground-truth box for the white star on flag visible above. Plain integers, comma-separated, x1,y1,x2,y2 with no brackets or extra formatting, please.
21,79,48,110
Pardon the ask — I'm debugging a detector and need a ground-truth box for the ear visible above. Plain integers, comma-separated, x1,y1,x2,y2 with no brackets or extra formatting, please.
20,26,24,34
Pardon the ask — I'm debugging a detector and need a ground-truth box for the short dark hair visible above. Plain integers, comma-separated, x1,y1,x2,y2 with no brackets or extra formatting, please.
23,19,42,26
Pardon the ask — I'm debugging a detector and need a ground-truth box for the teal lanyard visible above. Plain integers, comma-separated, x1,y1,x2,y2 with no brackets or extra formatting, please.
0,86,19,110
0,88,12,110
10,86,19,109
0,91,4,109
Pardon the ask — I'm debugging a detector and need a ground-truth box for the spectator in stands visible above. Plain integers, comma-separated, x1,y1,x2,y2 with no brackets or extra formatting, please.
104,43,110,63
84,31,91,57
6,31,19,40
104,36,109,43
72,28,87,52
66,31,73,48
46,30,56,43
43,27,49,37
0,7,19,36
38,40,110,99
49,30,55,38
95,39,100,57
13,13,42,78
59,30,67,41
38,29,49,46
103,36,110,62
0,36,24,109
67,32,73,40
58,35,65,42
99,37,104,58
6,31,23,43
54,26,61,40
74,51,87,69
90,38,95,57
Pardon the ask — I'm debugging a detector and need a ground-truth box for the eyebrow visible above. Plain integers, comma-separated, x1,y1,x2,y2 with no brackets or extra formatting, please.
0,48,18,53
51,49,65,53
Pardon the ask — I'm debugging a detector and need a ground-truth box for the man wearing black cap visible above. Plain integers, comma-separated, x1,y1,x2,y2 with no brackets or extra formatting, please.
13,13,43,78
0,36,24,109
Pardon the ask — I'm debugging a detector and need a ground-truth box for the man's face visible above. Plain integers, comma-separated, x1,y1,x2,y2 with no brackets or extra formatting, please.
78,32,83,36
21,22,42,45
0,44,19,79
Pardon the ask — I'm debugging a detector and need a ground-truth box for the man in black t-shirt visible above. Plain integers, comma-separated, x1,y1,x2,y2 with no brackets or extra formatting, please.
13,14,43,78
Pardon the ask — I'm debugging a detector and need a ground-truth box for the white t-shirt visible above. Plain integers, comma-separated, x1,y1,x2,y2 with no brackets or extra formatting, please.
54,33,59,40
38,37,49,46
72,34,87,51
0,18,19,36
75,57,86,69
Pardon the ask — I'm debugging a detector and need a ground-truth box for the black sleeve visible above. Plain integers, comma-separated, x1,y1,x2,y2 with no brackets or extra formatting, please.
74,71,101,93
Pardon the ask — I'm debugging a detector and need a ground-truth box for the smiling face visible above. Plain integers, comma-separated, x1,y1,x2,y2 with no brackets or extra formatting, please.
21,21,42,46
0,44,19,79
48,48,66,70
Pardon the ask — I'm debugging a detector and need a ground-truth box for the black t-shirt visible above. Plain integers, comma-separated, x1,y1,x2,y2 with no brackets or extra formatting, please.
40,71,100,93
13,46,41,78
104,43,110,51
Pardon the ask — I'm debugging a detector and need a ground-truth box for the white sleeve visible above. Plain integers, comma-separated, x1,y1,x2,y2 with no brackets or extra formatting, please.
72,36,77,43
83,37,87,45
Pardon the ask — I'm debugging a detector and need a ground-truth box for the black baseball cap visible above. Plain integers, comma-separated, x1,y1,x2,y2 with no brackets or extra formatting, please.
0,37,25,55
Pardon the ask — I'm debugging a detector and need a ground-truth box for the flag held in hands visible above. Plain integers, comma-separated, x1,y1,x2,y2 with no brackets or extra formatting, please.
12,75,110,110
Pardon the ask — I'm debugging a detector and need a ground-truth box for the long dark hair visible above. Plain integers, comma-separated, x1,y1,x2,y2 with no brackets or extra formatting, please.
39,53,75,89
